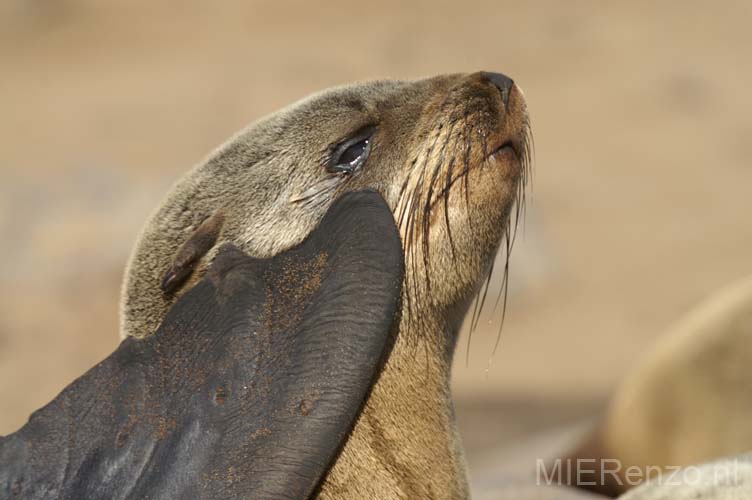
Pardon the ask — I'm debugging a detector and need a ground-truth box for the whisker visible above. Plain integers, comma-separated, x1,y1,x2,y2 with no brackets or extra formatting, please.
394,99,534,367
466,260,495,366
443,157,457,259
421,134,454,291
465,294,480,367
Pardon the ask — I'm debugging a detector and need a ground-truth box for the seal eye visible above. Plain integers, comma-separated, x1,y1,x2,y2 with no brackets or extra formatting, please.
328,127,375,174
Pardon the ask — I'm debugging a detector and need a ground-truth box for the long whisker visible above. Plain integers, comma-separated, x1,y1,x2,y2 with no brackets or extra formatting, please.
487,118,533,362
395,98,534,366
491,232,511,359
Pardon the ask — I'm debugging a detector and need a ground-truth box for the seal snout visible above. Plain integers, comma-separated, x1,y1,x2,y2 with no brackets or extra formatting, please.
479,71,514,108
462,71,527,163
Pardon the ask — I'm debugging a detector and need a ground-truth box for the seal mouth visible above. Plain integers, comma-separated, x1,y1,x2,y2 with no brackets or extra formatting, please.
427,135,522,208
488,140,518,160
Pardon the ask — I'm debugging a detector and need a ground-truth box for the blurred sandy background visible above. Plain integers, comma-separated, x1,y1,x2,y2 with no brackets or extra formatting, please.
1,0,751,471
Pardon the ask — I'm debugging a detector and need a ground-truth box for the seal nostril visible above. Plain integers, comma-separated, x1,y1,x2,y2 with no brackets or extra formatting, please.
480,71,514,108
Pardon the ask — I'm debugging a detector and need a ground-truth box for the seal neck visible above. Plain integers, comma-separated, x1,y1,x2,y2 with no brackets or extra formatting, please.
322,314,469,498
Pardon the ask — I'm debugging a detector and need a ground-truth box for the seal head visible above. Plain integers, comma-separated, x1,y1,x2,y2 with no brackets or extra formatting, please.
121,71,531,498
123,71,530,340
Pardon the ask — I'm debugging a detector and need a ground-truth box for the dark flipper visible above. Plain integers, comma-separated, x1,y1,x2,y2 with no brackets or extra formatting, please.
0,190,404,500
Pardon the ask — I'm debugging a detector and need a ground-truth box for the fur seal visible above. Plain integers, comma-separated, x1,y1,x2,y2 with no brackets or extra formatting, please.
118,72,531,498
566,275,752,496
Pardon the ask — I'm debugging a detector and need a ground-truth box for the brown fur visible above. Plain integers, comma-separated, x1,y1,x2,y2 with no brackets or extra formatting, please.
604,275,752,487
565,275,752,497
120,73,530,498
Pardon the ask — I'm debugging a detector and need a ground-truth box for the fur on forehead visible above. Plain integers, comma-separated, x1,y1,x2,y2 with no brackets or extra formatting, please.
193,79,436,219
197,80,406,179
246,81,407,140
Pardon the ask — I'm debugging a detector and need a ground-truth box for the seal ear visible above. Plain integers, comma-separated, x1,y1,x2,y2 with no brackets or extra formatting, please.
161,210,225,295
0,190,404,500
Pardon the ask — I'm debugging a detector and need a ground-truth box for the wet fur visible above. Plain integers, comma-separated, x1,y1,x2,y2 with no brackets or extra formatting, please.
121,73,531,498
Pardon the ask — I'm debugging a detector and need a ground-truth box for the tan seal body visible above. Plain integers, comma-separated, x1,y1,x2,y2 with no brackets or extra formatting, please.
603,275,752,487
120,72,530,499
565,275,752,497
